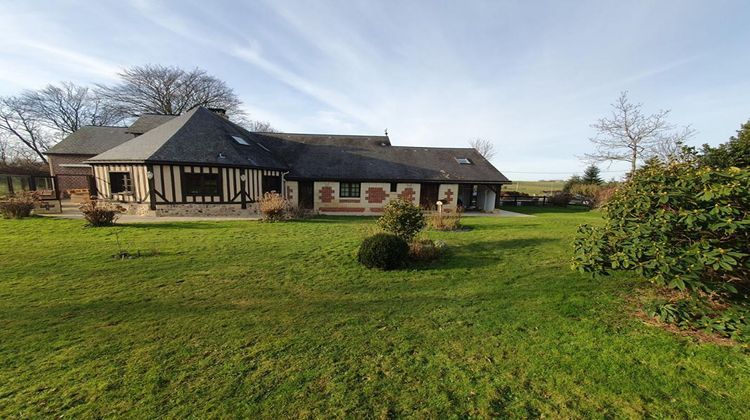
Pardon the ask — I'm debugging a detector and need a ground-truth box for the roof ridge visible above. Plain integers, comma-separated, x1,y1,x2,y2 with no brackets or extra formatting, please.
80,125,129,129
390,146,476,150
260,131,388,138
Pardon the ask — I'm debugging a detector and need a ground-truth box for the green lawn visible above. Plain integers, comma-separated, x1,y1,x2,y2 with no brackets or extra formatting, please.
1,211,749,417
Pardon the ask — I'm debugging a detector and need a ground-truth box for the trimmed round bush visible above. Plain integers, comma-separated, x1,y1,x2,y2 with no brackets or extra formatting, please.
358,233,409,270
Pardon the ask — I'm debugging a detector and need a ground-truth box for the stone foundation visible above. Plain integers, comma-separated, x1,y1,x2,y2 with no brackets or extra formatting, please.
120,203,155,216
154,203,260,217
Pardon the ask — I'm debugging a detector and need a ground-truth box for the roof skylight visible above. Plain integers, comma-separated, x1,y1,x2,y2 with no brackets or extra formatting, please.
232,135,249,146
455,157,472,165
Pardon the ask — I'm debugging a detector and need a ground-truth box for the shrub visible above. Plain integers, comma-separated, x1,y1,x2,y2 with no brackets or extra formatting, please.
376,199,425,241
0,191,38,219
80,199,125,227
569,183,618,208
548,192,572,206
593,185,617,208
409,239,446,261
358,233,409,270
572,162,750,293
646,296,750,342
259,192,289,221
428,209,462,231
286,205,312,220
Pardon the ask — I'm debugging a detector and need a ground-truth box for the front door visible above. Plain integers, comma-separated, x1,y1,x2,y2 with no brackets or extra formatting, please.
420,183,440,209
298,181,314,209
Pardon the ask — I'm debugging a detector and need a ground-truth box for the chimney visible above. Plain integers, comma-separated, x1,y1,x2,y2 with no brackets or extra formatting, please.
208,107,227,119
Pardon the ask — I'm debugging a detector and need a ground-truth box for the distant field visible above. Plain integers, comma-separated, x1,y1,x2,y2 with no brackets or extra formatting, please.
503,180,565,195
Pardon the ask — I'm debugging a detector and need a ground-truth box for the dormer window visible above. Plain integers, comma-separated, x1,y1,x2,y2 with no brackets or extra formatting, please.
232,135,249,145
455,157,472,165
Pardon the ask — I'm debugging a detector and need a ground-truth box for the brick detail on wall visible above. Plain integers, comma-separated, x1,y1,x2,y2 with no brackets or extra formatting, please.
399,187,416,203
370,207,384,212
339,198,361,203
366,187,388,204
442,188,454,204
319,186,334,203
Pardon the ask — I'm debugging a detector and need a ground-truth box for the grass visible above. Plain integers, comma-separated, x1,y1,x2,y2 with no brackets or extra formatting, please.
503,180,565,195
1,210,750,417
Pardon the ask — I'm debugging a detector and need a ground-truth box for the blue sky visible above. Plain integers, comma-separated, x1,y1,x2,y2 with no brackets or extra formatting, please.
1,0,748,180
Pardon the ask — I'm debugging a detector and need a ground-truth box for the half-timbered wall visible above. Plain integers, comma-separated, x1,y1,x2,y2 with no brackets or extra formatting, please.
151,165,283,205
92,164,150,203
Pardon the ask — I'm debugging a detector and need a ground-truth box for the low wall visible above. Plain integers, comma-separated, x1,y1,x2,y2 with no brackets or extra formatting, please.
154,203,260,217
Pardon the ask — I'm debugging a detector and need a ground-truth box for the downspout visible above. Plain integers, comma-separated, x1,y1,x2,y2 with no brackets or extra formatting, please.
281,171,290,199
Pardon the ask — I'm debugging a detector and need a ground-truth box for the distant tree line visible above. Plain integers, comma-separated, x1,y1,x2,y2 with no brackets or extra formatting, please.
0,65,275,165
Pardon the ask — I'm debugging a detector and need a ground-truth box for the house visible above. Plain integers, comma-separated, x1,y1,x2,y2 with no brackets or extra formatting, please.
58,106,510,216
45,114,175,196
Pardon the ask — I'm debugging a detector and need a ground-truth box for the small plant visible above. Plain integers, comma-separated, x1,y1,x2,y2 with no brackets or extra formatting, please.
409,238,446,261
428,209,462,231
80,198,124,227
358,233,409,270
0,191,39,219
377,199,426,241
259,192,289,221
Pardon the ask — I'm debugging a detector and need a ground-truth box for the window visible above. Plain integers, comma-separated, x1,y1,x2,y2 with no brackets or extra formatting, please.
262,175,282,194
455,157,472,165
340,182,361,198
183,173,221,196
232,135,250,145
390,182,398,193
109,172,132,194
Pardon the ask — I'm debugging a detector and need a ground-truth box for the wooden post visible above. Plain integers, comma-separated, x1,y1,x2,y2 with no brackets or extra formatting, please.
240,169,247,209
146,164,156,210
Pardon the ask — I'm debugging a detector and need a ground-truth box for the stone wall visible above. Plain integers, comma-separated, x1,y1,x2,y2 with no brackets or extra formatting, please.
153,203,260,217
33,200,62,214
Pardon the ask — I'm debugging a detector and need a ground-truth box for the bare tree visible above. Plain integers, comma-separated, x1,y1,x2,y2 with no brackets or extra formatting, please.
245,120,277,133
0,97,53,163
469,137,497,160
0,134,9,165
97,65,244,118
586,92,693,174
23,82,125,134
651,127,695,162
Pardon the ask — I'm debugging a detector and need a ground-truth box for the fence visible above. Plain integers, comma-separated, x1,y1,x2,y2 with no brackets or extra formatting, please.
498,194,550,207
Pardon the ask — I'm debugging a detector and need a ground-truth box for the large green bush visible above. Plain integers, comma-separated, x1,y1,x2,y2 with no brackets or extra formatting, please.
377,199,425,241
572,161,750,292
358,233,409,270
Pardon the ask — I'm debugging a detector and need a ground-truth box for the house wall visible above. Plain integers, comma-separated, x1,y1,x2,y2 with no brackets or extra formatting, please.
94,163,283,216
312,181,423,214
48,154,94,196
438,183,459,213
92,164,150,203
285,180,298,205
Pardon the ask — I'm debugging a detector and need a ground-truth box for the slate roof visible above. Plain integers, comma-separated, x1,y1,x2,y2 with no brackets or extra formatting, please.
126,114,177,134
84,106,509,183
45,126,135,156
88,107,287,170
253,133,510,183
